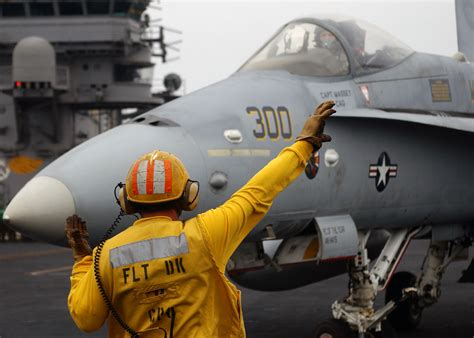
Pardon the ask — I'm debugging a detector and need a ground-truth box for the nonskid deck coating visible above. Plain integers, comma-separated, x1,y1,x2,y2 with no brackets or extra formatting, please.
0,241,472,338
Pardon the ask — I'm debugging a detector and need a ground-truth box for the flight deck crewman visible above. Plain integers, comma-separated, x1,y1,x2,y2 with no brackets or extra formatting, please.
66,100,336,337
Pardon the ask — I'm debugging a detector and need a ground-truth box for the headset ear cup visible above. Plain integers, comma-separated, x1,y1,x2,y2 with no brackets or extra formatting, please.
181,180,199,211
187,181,199,209
118,187,126,210
119,186,136,215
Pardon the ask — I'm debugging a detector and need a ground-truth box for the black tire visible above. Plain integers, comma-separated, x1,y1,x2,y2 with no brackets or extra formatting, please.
366,320,398,338
314,318,355,338
385,271,423,330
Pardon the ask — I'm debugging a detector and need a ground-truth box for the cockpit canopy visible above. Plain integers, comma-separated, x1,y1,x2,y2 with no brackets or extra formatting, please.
239,16,414,77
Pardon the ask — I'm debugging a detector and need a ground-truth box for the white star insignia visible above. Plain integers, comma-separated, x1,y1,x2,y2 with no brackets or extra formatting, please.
377,155,389,187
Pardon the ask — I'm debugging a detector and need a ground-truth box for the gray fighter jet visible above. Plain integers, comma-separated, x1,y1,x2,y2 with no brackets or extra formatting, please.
4,1,474,337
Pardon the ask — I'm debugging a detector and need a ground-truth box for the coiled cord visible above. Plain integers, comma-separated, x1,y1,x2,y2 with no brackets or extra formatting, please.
92,184,140,338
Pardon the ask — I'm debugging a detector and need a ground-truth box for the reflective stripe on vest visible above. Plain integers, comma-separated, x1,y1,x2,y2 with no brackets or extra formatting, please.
109,233,189,268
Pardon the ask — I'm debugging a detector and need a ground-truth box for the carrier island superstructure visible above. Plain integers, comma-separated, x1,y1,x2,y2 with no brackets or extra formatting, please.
0,0,181,225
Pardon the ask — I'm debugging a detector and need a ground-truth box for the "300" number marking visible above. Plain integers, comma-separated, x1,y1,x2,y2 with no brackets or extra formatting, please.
247,106,293,140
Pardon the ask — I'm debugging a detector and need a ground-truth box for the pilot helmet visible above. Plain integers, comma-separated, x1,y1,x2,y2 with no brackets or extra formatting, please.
315,29,337,49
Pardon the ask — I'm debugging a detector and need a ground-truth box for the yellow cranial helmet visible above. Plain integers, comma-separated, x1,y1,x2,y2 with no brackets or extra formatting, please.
122,150,199,212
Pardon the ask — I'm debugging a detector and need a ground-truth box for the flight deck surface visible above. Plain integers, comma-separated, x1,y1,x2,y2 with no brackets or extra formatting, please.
0,240,472,338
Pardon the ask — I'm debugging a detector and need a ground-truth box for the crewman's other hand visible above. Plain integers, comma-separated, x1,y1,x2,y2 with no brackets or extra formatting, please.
65,214,92,262
296,100,336,149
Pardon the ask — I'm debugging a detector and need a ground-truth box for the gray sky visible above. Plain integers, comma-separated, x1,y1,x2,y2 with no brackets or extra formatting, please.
151,1,456,94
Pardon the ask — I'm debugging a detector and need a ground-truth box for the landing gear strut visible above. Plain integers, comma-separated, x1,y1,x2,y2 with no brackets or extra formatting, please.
385,239,466,330
315,228,421,338
315,226,470,338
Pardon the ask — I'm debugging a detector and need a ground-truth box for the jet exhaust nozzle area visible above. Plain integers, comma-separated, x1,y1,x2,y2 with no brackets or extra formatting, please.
4,176,75,243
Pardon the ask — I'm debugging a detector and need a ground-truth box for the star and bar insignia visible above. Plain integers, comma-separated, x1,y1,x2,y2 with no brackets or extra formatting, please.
369,152,398,192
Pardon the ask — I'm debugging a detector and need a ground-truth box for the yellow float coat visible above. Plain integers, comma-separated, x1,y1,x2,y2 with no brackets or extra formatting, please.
68,141,313,337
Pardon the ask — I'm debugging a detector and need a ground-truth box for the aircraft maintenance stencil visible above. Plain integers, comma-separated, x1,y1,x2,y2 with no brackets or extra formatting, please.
368,152,398,192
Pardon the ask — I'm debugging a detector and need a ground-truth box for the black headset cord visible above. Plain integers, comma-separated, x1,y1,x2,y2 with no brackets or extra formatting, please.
92,184,140,338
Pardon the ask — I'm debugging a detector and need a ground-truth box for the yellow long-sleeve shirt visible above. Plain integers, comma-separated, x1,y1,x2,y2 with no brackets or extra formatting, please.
68,141,313,337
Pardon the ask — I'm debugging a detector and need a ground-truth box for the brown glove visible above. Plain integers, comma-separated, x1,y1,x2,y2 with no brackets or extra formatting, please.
65,214,92,262
296,100,336,149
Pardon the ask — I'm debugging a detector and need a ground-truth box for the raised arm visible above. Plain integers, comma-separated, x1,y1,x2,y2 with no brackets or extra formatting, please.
197,101,336,270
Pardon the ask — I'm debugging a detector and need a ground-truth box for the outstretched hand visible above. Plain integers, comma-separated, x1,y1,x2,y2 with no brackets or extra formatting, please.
65,214,92,262
296,100,336,149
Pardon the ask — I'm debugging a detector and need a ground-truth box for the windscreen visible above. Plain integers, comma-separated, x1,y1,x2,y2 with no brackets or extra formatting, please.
335,18,414,73
240,17,414,77
240,22,350,77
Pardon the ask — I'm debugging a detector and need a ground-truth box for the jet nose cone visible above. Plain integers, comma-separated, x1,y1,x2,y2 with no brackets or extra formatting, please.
5,176,75,243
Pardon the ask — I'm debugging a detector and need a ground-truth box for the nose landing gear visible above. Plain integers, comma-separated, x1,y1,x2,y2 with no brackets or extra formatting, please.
314,228,421,338
314,229,470,338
